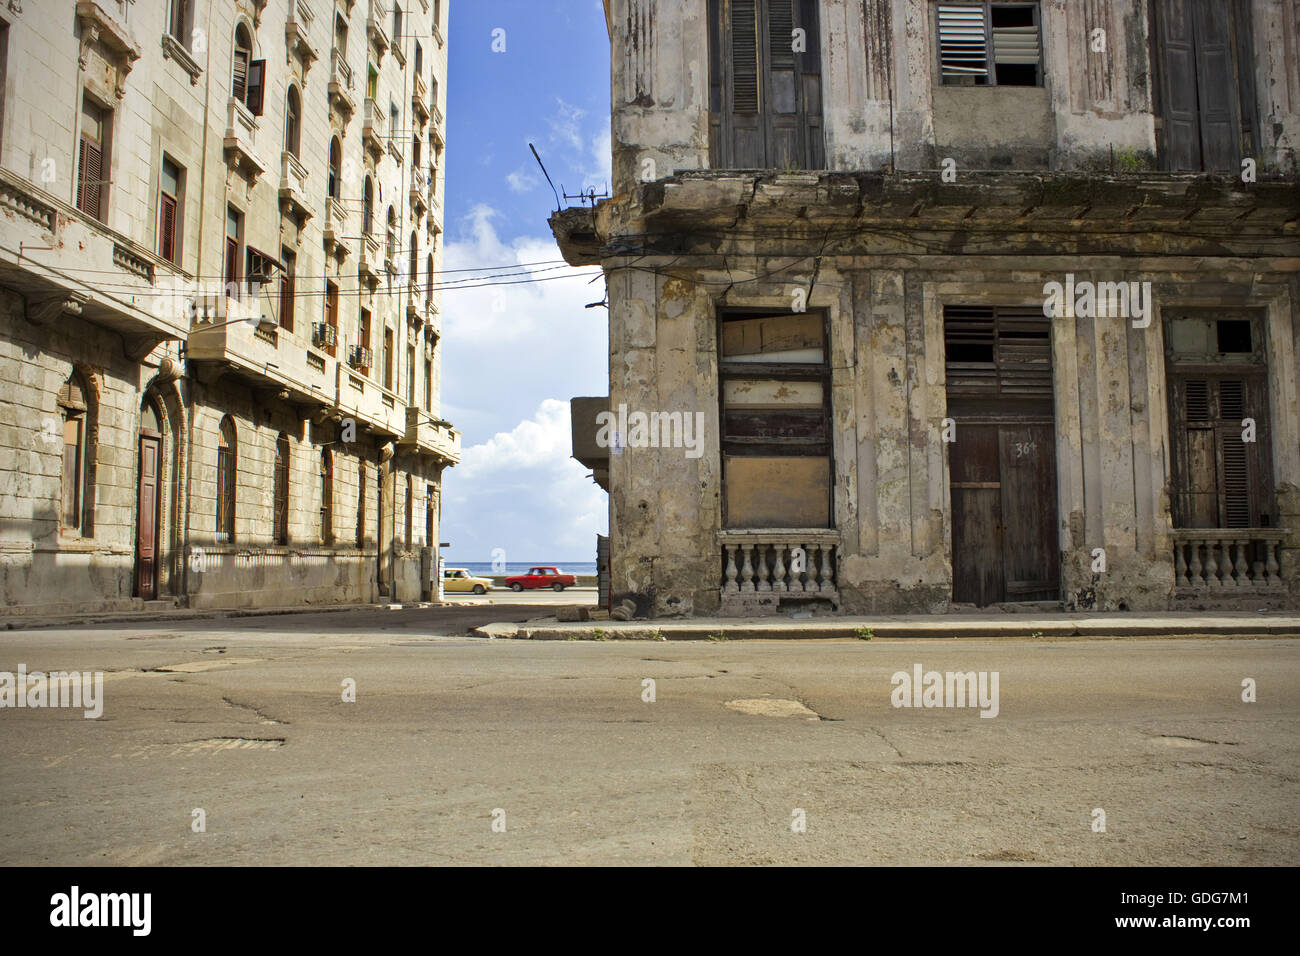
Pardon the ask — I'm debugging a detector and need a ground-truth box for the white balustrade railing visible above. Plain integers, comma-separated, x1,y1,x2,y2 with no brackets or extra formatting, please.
719,531,839,596
1171,530,1286,590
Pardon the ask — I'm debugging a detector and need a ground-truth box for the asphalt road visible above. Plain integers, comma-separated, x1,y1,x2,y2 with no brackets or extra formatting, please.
1,606,1296,865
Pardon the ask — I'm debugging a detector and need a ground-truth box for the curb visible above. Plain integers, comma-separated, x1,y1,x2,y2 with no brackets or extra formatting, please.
471,618,1300,641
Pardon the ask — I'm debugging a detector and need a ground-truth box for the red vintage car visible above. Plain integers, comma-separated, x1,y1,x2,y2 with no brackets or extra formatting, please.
505,566,577,592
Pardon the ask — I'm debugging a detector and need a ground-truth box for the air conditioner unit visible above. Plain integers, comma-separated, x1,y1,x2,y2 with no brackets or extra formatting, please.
313,323,337,348
349,345,373,368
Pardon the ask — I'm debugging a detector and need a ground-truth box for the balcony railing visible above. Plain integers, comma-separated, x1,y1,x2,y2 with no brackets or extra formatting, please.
279,151,312,219
719,531,840,598
329,48,356,114
363,97,385,153
1172,530,1287,591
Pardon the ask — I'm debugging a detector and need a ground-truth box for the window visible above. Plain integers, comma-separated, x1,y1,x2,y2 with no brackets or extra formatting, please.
324,281,339,356
383,327,394,390
59,372,92,536
77,96,109,221
390,102,399,147
425,484,435,545
404,474,413,550
285,86,302,156
426,253,433,303
216,416,236,542
393,5,403,45
327,137,342,200
157,157,181,264
320,449,334,544
408,230,418,291
356,460,367,549
423,355,432,411
937,3,1042,86
169,0,194,44
414,41,422,76
359,308,372,371
707,0,825,170
232,25,266,114
433,0,441,34
412,134,420,168
1166,313,1274,530
273,434,290,545
279,248,296,332
363,176,374,233
386,206,397,261
407,344,416,404
719,310,831,528
367,64,378,100
224,206,242,298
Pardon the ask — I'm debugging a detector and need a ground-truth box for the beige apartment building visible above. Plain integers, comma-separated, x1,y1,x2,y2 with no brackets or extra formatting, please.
557,0,1300,618
0,0,458,617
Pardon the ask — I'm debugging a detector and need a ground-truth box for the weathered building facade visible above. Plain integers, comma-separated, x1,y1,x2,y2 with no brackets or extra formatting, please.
555,0,1300,617
0,0,457,617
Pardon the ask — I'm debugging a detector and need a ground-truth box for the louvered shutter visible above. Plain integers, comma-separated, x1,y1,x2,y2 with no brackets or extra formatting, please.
992,17,1040,68
78,136,103,220
232,49,248,103
159,193,177,263
247,59,266,116
731,1,759,112
938,4,988,81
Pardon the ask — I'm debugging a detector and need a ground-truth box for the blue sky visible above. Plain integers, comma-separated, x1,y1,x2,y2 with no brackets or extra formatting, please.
440,1,612,564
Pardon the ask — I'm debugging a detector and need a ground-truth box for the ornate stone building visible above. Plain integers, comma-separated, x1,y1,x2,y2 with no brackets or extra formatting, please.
555,0,1299,617
0,0,458,617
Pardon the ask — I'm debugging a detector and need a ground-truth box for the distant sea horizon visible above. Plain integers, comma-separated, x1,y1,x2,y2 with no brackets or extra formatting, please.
451,561,598,576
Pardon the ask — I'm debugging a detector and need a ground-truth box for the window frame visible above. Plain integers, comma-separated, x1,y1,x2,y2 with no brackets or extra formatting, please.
936,1,1044,88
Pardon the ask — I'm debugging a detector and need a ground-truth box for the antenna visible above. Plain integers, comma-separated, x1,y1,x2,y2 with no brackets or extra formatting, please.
530,143,562,211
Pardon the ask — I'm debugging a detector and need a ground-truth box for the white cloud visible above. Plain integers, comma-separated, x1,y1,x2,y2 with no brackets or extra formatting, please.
439,208,609,562
506,168,540,193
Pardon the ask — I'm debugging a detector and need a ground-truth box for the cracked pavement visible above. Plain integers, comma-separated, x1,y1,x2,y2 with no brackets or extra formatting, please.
1,604,1297,865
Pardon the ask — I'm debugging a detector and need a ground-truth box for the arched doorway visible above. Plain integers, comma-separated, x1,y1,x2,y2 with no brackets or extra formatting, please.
135,398,164,599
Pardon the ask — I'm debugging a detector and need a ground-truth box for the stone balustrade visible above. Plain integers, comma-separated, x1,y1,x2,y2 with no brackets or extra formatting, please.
1172,530,1286,590
719,531,839,597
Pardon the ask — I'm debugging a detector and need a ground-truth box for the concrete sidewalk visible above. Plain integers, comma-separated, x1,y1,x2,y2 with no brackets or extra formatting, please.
472,610,1300,641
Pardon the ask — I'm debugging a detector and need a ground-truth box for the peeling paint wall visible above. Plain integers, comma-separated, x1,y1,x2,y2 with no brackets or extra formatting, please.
606,0,1297,192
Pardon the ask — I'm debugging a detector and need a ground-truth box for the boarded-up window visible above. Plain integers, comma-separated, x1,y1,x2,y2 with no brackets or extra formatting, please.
937,3,1042,87
720,311,831,528
708,0,824,170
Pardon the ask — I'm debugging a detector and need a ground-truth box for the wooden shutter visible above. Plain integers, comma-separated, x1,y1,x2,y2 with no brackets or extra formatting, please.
78,136,103,220
1189,0,1239,172
279,270,294,332
938,3,989,82
247,59,266,115
232,49,248,103
158,193,177,263
709,0,823,169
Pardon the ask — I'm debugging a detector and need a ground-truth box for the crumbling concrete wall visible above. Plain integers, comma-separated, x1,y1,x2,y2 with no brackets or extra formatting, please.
608,0,1299,181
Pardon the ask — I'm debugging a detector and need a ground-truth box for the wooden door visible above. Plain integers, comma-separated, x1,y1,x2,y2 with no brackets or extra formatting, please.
950,425,1004,607
136,435,160,600
998,424,1060,601
951,423,1059,606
